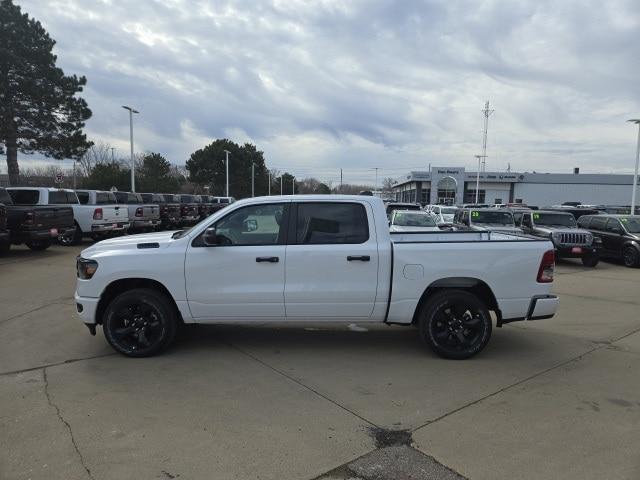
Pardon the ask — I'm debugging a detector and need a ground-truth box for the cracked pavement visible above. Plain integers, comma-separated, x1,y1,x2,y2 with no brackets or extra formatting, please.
1,243,639,479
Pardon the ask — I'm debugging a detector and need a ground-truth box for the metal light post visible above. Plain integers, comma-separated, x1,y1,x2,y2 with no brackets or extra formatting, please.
251,162,255,197
122,106,139,192
372,167,379,192
268,171,271,195
223,150,230,198
292,177,295,195
280,175,283,195
474,155,485,204
628,119,640,214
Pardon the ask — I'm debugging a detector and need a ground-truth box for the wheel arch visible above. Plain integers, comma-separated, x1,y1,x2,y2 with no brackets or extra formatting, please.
411,277,498,325
95,278,183,325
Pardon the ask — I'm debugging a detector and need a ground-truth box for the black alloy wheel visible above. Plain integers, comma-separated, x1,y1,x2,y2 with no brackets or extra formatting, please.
419,290,492,360
103,288,177,357
623,246,639,268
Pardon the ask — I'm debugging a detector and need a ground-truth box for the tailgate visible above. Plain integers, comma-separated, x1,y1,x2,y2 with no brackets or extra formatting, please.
101,205,128,223
144,205,160,219
34,206,74,229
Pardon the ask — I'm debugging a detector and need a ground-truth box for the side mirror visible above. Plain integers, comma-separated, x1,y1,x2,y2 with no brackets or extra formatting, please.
203,227,217,246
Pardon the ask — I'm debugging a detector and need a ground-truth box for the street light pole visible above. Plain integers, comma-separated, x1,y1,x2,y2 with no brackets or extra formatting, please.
268,171,271,195
292,177,295,195
251,162,255,197
122,106,139,192
474,155,485,204
371,167,379,192
280,175,283,195
223,150,230,198
628,119,640,214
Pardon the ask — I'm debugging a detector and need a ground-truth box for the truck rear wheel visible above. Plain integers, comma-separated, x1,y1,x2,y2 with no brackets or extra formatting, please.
59,223,82,246
102,288,177,357
418,290,492,360
26,240,51,251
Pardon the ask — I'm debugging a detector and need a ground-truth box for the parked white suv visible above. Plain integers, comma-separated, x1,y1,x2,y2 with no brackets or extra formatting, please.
75,195,558,360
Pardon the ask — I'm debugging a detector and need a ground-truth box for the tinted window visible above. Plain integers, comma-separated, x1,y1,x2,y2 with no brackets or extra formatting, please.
76,191,90,204
0,189,12,204
162,194,179,202
96,192,116,204
214,203,285,246
605,218,623,233
140,193,153,203
620,216,640,233
296,203,368,244
128,193,140,204
49,190,78,204
180,195,195,203
577,216,591,228
589,216,607,230
533,212,576,227
471,211,515,226
8,189,40,205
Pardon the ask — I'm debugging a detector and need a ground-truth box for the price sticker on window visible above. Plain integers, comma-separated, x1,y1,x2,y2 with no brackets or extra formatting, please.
471,211,480,218
621,218,628,223
533,213,540,220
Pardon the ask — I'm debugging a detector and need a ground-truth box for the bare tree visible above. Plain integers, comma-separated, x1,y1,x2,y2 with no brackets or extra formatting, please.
381,177,397,193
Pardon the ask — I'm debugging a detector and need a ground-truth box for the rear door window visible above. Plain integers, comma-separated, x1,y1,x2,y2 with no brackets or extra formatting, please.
8,189,40,204
95,192,117,204
49,190,77,204
295,202,369,244
76,191,89,204
590,216,607,231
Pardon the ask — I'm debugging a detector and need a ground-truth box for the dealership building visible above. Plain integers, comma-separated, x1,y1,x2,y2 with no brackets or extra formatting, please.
391,166,639,207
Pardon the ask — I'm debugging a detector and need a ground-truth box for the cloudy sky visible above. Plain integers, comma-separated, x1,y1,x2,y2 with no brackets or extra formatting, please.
12,0,640,185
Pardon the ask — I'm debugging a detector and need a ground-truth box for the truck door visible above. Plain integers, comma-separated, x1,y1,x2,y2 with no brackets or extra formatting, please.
184,202,289,319
284,202,379,319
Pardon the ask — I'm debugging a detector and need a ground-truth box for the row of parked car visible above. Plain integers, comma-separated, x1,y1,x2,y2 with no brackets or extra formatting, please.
383,201,640,268
0,187,235,253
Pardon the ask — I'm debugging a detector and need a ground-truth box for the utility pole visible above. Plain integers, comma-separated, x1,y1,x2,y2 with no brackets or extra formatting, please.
480,101,494,172
251,162,255,197
474,155,486,204
223,150,230,197
292,177,295,195
122,106,139,192
340,168,343,193
268,171,271,195
372,167,379,192
280,175,283,195
629,119,640,214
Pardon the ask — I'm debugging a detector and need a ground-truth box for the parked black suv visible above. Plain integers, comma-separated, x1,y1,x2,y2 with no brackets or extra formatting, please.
577,215,640,267
518,210,599,267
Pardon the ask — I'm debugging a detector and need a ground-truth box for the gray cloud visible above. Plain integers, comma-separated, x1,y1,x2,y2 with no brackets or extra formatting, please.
11,0,640,184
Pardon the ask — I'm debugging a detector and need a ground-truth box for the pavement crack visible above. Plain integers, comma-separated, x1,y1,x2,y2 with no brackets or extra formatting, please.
0,352,116,377
411,343,603,433
220,338,379,429
43,368,95,480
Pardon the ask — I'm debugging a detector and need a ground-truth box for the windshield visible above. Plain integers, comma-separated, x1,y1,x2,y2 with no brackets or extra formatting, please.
533,212,576,227
393,212,436,227
471,211,514,226
620,216,640,233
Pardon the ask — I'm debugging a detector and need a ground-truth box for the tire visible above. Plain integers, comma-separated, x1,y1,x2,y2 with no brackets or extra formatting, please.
59,224,82,246
25,240,51,251
623,246,640,268
581,254,599,268
418,290,492,360
102,288,178,357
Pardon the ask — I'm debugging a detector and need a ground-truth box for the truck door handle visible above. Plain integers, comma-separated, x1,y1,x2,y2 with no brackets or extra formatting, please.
256,256,279,263
347,255,370,262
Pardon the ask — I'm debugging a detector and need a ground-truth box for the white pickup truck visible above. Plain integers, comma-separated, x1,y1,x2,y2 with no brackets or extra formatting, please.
75,195,559,359
7,187,129,245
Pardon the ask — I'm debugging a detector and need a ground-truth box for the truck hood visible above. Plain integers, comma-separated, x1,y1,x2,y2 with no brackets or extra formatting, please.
534,226,587,234
81,231,178,257
390,225,440,232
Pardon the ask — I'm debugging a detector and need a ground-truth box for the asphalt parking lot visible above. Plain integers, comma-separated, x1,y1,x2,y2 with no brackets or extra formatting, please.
1,243,639,480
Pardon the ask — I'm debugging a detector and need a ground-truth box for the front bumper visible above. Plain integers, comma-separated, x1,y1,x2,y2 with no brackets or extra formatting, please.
555,245,597,258
74,292,100,325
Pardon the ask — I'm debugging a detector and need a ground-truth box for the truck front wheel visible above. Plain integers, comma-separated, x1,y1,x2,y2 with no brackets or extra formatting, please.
103,288,178,357
418,290,492,360
26,240,51,251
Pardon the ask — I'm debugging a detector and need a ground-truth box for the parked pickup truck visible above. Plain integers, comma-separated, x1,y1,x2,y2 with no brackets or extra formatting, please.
113,192,161,232
3,187,76,251
62,190,131,244
518,210,599,267
142,193,180,229
75,195,559,359
0,201,9,254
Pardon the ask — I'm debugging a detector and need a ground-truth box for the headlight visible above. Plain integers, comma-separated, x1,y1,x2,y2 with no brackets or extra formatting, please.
77,257,98,279
585,233,593,245
551,231,561,243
